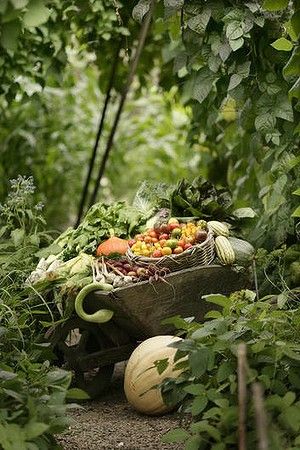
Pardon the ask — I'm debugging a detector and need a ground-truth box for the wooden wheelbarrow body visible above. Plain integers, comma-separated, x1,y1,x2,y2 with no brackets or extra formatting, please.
87,264,249,338
52,264,249,397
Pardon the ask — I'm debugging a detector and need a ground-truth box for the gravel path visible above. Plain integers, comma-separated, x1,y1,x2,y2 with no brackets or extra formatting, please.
57,364,183,450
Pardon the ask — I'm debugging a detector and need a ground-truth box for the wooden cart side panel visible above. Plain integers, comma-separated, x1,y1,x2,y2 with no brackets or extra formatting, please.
88,265,249,338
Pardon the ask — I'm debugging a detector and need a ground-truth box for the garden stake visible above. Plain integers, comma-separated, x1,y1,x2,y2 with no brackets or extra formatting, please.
252,383,269,450
75,42,121,227
89,0,155,206
238,343,247,450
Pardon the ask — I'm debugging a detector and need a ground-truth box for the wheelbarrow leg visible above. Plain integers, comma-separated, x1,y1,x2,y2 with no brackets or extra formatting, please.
51,318,115,399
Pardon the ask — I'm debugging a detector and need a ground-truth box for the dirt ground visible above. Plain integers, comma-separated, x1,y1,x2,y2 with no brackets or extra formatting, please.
57,363,183,450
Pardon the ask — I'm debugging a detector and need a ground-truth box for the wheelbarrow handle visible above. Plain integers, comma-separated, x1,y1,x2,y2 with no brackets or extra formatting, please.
75,282,114,324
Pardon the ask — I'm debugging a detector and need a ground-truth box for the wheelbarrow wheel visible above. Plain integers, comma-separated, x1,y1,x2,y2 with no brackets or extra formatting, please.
51,318,115,399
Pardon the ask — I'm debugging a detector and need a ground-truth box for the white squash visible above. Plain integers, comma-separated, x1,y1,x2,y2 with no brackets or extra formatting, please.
124,335,184,416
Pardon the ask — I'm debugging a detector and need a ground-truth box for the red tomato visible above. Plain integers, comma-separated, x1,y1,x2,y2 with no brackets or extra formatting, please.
159,233,169,240
152,249,162,258
151,237,158,243
157,224,169,234
149,231,157,238
177,239,186,248
144,236,152,243
173,246,184,254
184,243,193,250
168,223,180,231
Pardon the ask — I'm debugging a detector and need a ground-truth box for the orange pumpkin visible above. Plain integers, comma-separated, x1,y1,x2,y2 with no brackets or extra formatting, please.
96,236,128,256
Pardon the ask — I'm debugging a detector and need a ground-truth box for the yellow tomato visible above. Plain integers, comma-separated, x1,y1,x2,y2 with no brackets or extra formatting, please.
161,246,172,256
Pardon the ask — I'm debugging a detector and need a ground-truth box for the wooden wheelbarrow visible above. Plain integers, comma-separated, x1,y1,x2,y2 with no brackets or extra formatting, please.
51,264,249,398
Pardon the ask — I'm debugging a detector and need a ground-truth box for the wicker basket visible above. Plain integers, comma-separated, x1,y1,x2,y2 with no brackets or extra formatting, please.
126,231,215,272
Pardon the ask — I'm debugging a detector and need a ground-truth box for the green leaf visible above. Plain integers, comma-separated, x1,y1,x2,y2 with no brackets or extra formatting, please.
232,207,256,218
293,188,300,196
190,421,221,441
226,22,243,40
255,113,276,132
252,341,266,353
0,370,17,380
23,0,50,27
219,42,231,61
161,428,190,443
192,69,217,104
228,74,243,91
285,19,298,42
263,0,289,11
230,37,244,51
153,358,169,375
289,370,300,389
184,384,205,396
164,0,184,8
189,347,214,377
0,0,8,13
66,388,90,400
274,93,294,121
292,206,300,217
245,2,260,13
191,395,208,415
283,392,296,408
203,293,229,307
1,20,21,51
271,38,293,51
188,8,211,34
208,54,221,73
217,361,234,382
185,435,202,450
277,292,289,308
291,10,300,39
10,0,29,7
132,0,151,23
237,61,251,78
11,228,25,246
284,46,300,77
25,422,49,440
279,406,300,432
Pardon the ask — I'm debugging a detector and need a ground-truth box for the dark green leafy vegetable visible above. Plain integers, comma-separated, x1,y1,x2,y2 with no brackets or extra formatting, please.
133,181,172,215
170,177,234,220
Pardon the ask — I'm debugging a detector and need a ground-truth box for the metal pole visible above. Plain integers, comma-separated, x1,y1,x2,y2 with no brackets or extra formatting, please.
75,42,121,227
88,0,155,207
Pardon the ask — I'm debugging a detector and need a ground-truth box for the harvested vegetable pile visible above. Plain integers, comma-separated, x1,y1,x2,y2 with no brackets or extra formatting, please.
27,177,255,325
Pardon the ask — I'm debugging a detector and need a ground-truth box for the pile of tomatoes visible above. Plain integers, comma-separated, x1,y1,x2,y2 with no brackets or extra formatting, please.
129,218,208,258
